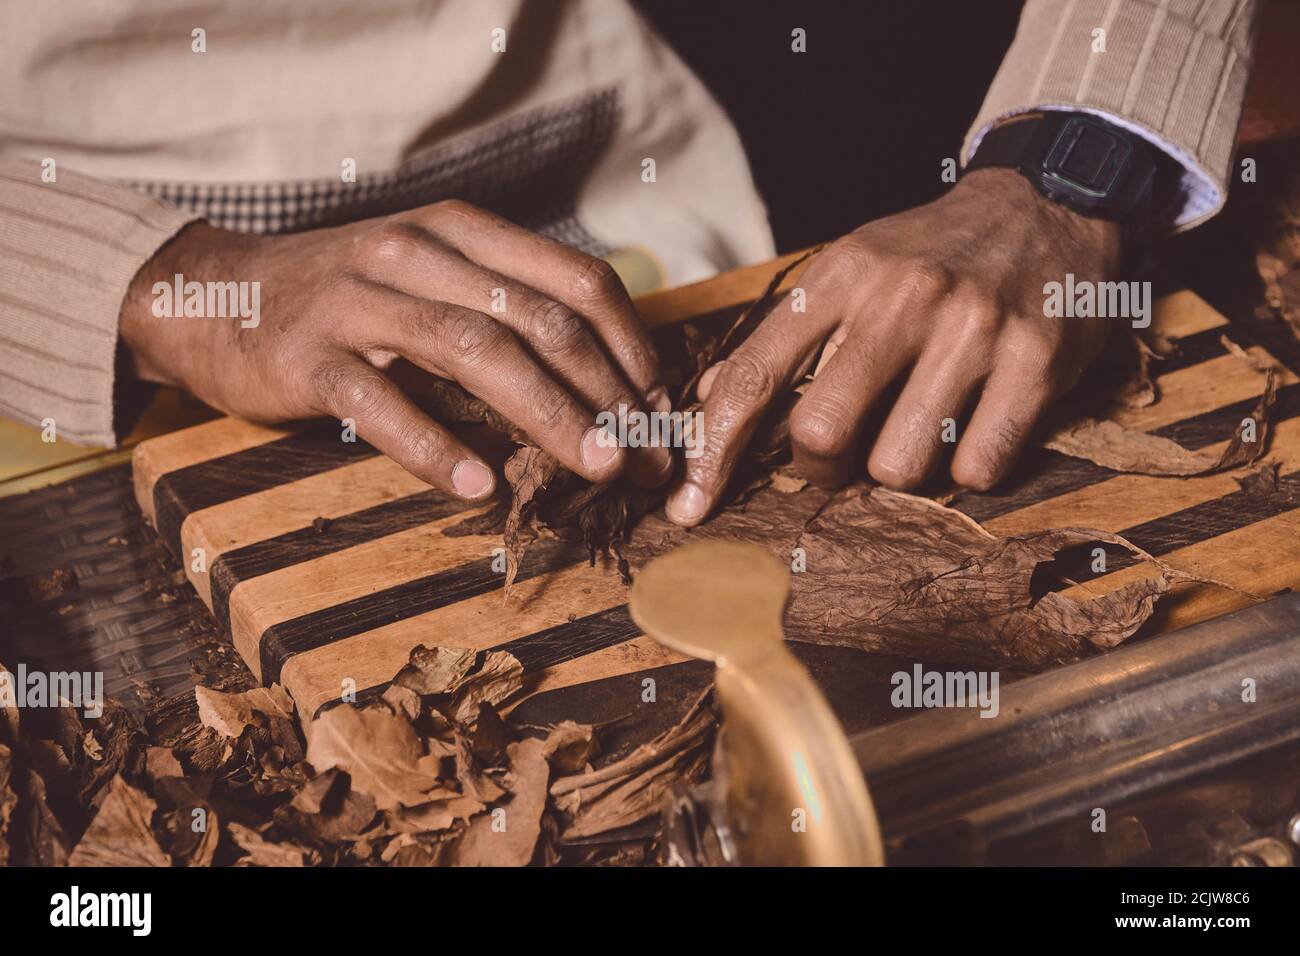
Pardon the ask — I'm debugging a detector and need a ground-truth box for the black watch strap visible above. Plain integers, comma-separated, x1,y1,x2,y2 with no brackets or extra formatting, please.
966,112,1175,226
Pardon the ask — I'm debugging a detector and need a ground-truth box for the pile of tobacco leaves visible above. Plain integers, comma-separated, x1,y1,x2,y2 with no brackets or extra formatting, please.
0,647,713,866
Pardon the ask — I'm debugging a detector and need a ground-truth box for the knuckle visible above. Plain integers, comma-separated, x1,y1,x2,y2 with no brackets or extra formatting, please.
524,300,586,356
532,387,572,431
790,403,851,460
569,256,624,306
428,199,477,228
356,222,425,273
896,261,952,301
445,311,507,366
715,351,779,407
817,241,875,286
317,363,389,419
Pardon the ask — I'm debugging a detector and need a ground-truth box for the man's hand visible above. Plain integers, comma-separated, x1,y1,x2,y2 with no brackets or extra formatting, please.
666,167,1123,526
121,201,672,500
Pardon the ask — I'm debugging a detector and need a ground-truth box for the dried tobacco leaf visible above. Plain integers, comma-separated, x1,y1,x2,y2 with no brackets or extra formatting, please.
68,775,169,867
454,732,506,804
785,487,1218,665
195,683,294,738
1042,367,1276,476
550,690,714,840
229,822,316,867
502,446,561,593
144,746,184,782
541,720,597,775
626,482,1224,669
395,645,525,726
9,765,69,866
443,737,550,866
280,769,378,842
305,706,442,811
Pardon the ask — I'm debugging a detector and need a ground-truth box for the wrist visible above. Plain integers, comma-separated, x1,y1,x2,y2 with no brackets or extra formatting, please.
119,222,250,393
957,166,1124,268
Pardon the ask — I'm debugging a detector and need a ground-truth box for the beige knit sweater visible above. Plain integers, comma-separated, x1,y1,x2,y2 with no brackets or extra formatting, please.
0,0,1258,447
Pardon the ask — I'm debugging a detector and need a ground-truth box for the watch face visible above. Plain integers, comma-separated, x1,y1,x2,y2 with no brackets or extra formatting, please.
1041,117,1132,201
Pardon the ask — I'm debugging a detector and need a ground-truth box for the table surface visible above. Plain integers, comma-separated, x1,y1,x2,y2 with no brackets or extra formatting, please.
5,246,1300,763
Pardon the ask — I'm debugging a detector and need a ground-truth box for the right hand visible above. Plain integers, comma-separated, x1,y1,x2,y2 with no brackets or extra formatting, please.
120,201,673,500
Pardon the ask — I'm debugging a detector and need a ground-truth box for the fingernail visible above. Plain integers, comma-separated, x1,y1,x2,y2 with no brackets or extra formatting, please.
697,365,721,401
666,481,707,525
646,385,672,415
452,459,494,499
581,426,621,472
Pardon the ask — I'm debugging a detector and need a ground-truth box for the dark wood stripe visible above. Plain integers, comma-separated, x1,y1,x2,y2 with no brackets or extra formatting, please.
1156,325,1243,374
496,603,643,673
152,427,377,558
258,536,588,684
958,382,1300,523
310,604,643,718
210,489,463,636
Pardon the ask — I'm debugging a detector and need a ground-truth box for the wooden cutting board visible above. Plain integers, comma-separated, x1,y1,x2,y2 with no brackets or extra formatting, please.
131,258,1300,721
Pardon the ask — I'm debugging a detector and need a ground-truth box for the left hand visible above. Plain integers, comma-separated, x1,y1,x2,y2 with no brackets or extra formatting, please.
665,167,1123,526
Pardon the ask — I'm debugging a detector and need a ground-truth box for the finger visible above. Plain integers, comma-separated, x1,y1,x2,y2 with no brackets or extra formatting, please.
373,293,628,483
788,316,917,489
414,202,664,400
666,290,841,526
951,347,1056,491
867,336,989,490
359,227,671,485
312,354,496,500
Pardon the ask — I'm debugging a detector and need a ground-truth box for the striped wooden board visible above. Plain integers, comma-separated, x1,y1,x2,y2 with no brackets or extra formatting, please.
131,260,1300,725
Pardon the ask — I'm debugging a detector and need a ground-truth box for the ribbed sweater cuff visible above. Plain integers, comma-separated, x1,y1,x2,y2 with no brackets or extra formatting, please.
0,158,202,447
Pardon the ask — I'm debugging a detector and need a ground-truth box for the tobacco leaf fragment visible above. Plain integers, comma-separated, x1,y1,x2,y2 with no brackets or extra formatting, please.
229,822,317,867
68,775,169,867
550,690,714,839
305,705,442,811
393,645,479,696
280,769,378,842
443,737,550,866
195,683,294,738
1234,459,1300,505
541,720,597,775
1041,367,1276,477
502,446,561,594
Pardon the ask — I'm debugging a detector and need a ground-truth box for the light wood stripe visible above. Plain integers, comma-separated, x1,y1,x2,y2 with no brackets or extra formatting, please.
1110,351,1296,431
284,560,627,717
987,416,1300,535
181,456,430,606
131,416,288,520
228,509,495,677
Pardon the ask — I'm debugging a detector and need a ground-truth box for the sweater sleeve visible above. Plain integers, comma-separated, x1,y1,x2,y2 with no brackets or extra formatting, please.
963,0,1259,231
0,157,202,447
